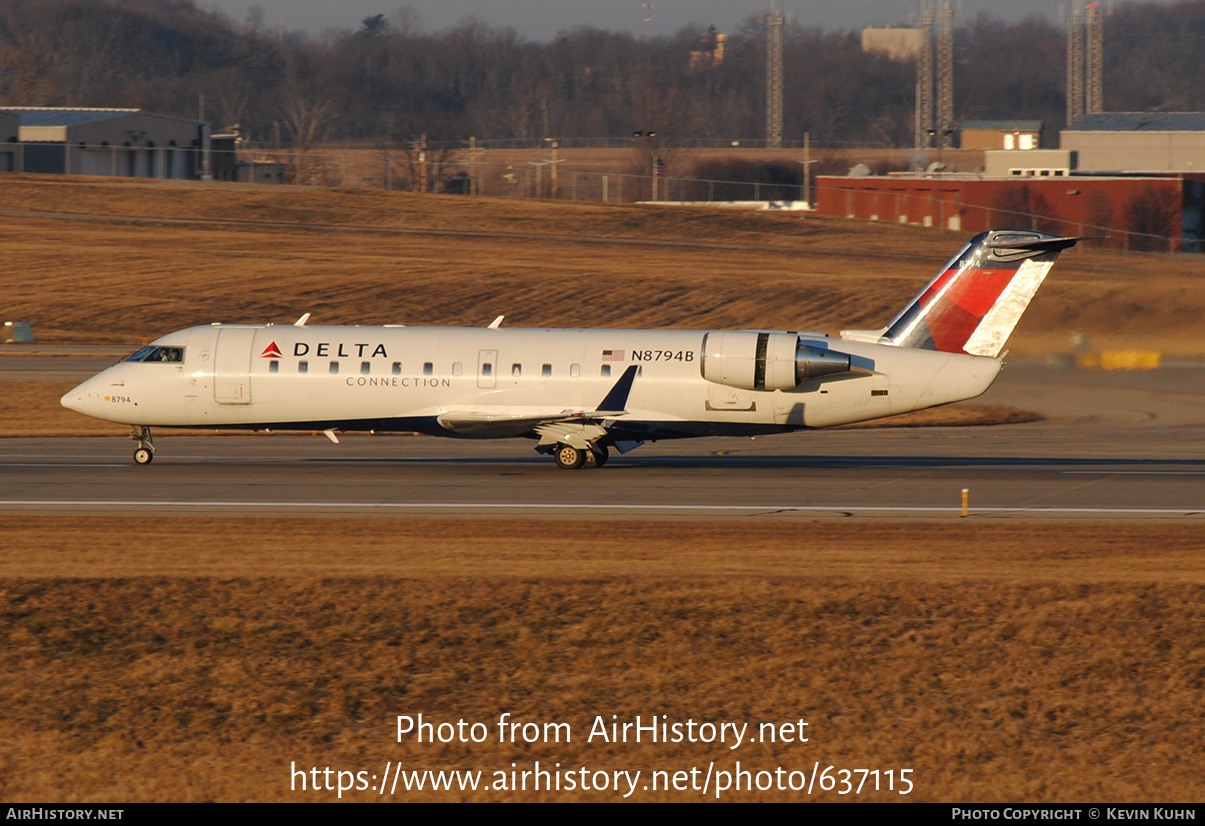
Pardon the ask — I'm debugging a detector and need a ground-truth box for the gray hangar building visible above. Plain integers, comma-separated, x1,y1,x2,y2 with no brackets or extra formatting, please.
0,107,209,179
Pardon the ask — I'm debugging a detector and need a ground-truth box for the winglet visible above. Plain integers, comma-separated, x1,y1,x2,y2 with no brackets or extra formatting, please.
487,315,505,329
594,365,638,414
294,313,311,327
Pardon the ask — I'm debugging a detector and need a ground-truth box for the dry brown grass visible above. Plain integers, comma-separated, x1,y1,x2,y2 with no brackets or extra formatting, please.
1,175,1203,356
0,382,124,435
1,517,1204,802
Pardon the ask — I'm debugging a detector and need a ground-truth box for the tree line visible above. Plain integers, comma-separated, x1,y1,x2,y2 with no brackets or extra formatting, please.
0,0,1202,148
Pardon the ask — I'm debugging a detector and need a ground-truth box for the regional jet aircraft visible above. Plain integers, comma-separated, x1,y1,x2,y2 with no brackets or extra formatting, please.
61,229,1081,469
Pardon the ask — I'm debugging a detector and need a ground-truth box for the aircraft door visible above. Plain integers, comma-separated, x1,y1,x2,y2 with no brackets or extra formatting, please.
477,349,498,389
213,327,255,404
184,326,218,415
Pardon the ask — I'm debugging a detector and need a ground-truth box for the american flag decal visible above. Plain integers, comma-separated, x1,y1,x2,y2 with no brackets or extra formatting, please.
601,349,625,361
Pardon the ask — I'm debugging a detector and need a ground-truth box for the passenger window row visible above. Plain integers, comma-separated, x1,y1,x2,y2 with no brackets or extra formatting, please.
265,360,611,377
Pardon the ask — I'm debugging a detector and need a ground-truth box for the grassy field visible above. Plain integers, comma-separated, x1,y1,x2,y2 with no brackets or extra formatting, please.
2,176,1203,802
1,517,1203,802
2,175,1203,356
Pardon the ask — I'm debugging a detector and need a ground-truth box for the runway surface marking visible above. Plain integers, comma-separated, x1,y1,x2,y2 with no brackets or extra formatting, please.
1062,471,1205,476
1,500,1202,516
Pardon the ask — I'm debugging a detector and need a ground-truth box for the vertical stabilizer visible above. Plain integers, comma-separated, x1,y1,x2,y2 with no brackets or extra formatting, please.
877,229,1079,358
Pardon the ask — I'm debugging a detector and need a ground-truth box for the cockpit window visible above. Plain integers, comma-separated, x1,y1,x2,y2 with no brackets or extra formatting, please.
126,345,185,363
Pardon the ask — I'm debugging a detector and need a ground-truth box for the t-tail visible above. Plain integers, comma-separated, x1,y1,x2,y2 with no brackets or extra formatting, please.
861,229,1082,358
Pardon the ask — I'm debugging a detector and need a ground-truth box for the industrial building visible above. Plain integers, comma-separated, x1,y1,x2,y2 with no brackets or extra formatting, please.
815,173,1203,252
961,120,1044,151
0,110,19,171
0,107,209,179
1061,113,1205,174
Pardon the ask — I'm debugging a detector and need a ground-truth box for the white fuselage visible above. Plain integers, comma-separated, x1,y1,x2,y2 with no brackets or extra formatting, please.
62,323,1002,440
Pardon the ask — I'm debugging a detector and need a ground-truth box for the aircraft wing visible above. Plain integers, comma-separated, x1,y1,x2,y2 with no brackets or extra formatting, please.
436,365,638,438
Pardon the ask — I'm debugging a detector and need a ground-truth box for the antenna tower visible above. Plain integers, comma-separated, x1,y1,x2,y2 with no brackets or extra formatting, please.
766,7,784,149
936,2,954,148
915,6,935,149
1086,2,1104,113
1067,0,1086,124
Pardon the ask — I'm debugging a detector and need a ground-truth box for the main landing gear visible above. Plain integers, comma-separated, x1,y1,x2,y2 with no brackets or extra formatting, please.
553,443,609,470
130,425,155,465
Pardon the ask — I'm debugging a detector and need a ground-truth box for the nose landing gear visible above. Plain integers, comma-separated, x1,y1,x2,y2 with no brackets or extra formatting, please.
130,426,155,465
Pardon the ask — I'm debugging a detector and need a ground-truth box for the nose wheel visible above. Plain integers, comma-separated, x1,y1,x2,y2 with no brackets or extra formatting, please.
129,426,155,465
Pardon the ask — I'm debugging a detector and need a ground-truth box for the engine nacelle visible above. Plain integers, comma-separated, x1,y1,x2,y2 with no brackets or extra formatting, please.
701,331,851,390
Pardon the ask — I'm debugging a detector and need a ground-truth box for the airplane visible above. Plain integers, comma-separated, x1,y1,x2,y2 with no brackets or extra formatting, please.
61,229,1082,469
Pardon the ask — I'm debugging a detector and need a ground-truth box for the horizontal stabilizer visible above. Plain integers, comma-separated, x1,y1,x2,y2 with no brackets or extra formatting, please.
988,234,1102,254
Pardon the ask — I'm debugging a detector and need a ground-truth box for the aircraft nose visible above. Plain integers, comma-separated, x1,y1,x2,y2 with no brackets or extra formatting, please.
61,377,102,415
60,383,89,412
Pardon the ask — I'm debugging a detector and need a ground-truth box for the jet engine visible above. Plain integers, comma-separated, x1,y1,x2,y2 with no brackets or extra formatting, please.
701,331,851,391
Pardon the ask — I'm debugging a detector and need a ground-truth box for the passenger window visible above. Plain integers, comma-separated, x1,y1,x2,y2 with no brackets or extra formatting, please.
600,364,611,378
329,362,339,375
512,364,522,377
299,361,308,374
542,364,552,377
570,363,580,377
482,363,493,377
269,360,279,373
453,362,463,376
423,363,433,375
392,362,401,375
361,362,371,375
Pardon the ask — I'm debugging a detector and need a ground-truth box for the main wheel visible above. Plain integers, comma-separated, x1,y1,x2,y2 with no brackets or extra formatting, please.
133,447,154,465
590,445,609,467
554,444,586,470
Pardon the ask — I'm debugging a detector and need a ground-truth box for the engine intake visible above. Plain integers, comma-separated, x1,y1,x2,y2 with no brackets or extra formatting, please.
701,331,851,391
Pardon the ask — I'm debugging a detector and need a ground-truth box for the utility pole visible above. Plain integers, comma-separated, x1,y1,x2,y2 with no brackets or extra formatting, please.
465,136,487,195
410,133,428,193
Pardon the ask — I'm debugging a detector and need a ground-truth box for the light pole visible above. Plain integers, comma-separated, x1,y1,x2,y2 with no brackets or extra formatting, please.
797,159,818,208
632,130,657,201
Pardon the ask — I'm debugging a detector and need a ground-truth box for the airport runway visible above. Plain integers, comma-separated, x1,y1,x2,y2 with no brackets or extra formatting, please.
2,358,1203,520
3,427,1204,519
